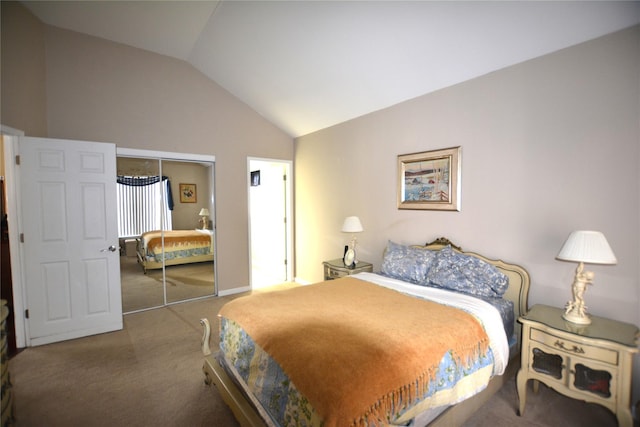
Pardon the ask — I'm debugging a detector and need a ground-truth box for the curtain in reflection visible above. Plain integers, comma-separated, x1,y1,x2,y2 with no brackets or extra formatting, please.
116,176,173,237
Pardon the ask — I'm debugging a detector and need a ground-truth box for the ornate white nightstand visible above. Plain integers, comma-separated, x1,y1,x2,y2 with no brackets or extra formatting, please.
516,304,639,427
322,259,373,281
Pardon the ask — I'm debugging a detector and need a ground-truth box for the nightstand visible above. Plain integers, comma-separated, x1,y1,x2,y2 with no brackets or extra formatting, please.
516,304,639,427
323,259,373,280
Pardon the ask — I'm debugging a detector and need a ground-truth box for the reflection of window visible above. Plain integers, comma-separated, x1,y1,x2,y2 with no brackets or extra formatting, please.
117,176,173,237
531,347,563,379
574,363,611,398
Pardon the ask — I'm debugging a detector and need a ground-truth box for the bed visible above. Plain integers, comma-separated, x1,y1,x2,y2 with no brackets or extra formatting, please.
200,237,530,426
136,229,214,273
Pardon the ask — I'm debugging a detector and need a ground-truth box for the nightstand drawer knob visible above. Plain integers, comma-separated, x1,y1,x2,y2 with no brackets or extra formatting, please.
554,340,585,354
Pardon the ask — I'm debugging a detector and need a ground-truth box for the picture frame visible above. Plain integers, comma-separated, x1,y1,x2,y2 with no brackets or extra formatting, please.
397,146,461,211
179,183,197,203
250,170,261,187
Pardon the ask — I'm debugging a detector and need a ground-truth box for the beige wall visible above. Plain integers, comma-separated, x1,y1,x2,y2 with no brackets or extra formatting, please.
163,161,211,230
0,2,47,136
1,3,294,292
296,26,639,322
295,24,640,397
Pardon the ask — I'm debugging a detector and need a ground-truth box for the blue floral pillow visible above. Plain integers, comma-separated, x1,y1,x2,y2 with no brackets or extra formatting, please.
425,246,508,298
380,241,436,284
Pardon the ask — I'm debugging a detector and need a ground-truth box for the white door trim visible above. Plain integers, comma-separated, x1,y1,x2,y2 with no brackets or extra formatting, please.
117,148,215,163
1,126,27,347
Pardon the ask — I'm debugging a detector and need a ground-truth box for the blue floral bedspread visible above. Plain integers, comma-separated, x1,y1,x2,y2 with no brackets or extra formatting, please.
219,316,495,426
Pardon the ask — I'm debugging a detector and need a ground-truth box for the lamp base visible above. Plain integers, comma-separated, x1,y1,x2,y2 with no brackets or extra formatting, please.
350,237,359,265
562,307,591,325
562,262,594,325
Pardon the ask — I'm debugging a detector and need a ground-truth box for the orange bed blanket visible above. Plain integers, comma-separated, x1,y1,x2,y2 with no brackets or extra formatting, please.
141,230,211,254
219,277,489,426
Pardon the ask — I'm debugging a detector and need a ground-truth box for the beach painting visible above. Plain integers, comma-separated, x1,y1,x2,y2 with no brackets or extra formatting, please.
397,147,461,211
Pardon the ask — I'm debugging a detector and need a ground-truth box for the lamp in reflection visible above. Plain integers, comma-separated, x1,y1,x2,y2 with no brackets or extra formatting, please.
199,208,210,230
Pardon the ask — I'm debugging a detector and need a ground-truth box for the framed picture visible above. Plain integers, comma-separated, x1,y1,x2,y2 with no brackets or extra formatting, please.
250,170,261,187
179,183,197,203
397,146,461,211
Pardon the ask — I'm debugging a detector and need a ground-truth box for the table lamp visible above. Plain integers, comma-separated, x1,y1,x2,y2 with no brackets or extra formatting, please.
341,216,363,266
199,208,210,230
556,230,616,325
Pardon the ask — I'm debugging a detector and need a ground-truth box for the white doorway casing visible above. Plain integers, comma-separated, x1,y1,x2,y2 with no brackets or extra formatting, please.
2,127,27,348
248,158,293,289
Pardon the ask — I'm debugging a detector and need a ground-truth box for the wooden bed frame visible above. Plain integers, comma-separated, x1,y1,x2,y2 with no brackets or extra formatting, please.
137,251,214,273
136,229,214,273
200,237,530,427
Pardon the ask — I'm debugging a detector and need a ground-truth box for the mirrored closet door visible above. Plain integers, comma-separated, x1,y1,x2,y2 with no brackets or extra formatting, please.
116,154,216,313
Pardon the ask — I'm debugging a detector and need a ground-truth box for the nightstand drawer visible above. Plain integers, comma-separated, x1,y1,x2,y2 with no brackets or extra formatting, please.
530,328,618,365
322,259,373,281
325,267,347,279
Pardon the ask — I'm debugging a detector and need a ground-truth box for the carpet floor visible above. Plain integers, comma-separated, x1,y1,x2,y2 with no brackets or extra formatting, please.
9,296,237,427
120,255,215,313
7,285,625,427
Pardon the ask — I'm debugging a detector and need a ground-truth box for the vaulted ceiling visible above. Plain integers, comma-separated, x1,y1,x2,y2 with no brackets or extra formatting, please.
21,1,640,137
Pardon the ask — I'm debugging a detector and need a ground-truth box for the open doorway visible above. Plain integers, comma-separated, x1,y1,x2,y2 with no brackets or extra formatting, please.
248,158,292,289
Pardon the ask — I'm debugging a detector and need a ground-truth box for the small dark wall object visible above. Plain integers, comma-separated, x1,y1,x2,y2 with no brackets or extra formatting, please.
251,170,261,186
343,246,355,269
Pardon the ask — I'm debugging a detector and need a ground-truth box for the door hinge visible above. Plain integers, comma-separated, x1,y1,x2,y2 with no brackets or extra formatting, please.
15,155,20,165
20,233,24,243
283,174,287,181
25,309,29,319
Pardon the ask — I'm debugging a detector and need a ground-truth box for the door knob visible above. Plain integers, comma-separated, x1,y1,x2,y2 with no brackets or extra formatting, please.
101,245,118,252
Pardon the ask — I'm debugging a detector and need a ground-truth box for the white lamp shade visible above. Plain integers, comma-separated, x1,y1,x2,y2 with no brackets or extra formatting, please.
199,208,210,216
556,230,617,264
341,216,363,233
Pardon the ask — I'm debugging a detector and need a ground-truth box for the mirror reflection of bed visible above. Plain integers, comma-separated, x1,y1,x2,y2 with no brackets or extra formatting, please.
117,155,216,314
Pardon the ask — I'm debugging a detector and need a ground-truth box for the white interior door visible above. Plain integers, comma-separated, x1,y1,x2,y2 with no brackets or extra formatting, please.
20,136,122,346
